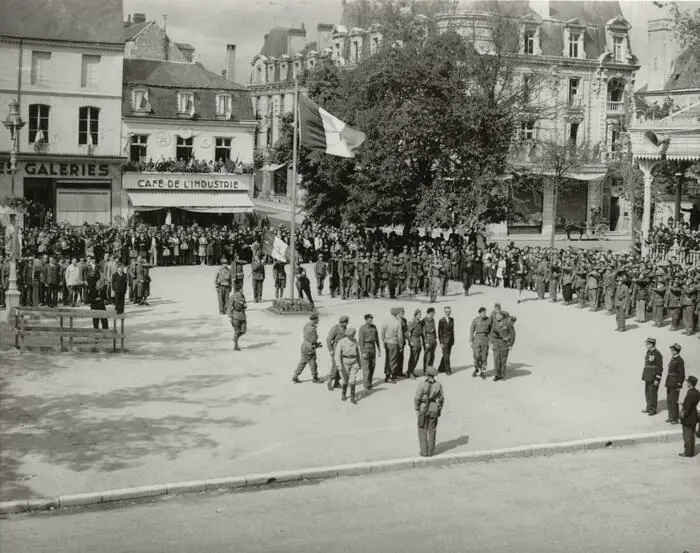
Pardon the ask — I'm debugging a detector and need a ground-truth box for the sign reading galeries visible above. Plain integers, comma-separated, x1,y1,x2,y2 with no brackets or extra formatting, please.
122,172,251,191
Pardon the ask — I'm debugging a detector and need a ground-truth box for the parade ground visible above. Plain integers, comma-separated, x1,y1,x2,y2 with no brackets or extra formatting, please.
1,264,698,503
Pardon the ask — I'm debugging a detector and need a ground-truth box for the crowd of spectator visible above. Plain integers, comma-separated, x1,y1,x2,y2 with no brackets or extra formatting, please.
122,157,254,175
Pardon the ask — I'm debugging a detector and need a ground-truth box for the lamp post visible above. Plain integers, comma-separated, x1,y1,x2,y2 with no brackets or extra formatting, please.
3,98,25,321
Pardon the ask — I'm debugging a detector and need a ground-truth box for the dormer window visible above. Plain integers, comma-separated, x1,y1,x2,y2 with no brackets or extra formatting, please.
524,30,535,55
280,62,288,81
131,88,151,112
256,65,263,84
569,33,580,58
216,93,232,117
177,91,194,116
613,36,624,62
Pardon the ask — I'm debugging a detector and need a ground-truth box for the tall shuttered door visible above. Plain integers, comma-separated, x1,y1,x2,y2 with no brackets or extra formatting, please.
56,188,111,225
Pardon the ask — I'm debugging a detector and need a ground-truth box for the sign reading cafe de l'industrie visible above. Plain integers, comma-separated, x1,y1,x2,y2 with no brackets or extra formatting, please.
121,173,251,192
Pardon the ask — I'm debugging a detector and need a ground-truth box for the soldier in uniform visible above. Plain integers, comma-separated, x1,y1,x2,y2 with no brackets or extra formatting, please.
226,283,247,351
614,272,630,332
650,280,666,327
586,265,601,312
437,306,454,375
428,255,443,303
397,307,408,377
574,264,588,308
335,327,362,404
470,307,491,378
414,365,445,457
355,252,366,298
381,307,402,383
368,253,380,298
379,254,390,297
665,278,683,331
406,309,423,379
342,252,354,300
641,337,663,416
665,343,685,424
328,253,340,298
513,255,528,304
387,252,399,298
561,261,574,305
314,255,327,296
292,313,322,384
633,270,650,323
214,257,232,315
603,266,616,313
681,276,697,335
358,313,381,390
251,254,265,303
326,315,349,391
534,257,548,300
231,253,245,291
461,249,474,297
679,375,699,457
422,306,438,374
548,259,561,303
295,265,314,308
272,258,287,299
490,310,513,381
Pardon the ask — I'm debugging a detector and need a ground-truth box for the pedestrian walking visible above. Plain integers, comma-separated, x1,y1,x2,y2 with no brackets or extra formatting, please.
214,257,232,315
490,310,513,381
358,313,381,390
421,307,437,374
406,309,423,379
470,306,491,378
665,343,685,424
292,313,322,384
227,283,247,351
641,337,663,416
381,307,402,383
437,306,454,375
679,375,699,457
335,327,362,404
326,315,349,390
414,365,445,457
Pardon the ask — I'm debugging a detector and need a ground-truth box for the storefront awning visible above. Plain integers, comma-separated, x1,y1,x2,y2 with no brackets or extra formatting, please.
127,192,254,213
261,163,287,172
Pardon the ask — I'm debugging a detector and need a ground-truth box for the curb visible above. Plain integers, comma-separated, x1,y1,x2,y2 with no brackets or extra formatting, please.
0,429,682,515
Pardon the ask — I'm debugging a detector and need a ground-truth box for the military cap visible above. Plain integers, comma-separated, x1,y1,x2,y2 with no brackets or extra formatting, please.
390,307,401,316
364,313,374,320
478,307,486,313
644,337,656,346
425,365,438,376
309,313,319,321
494,302,502,309
345,327,356,337
414,309,422,316
670,343,681,352
339,315,349,323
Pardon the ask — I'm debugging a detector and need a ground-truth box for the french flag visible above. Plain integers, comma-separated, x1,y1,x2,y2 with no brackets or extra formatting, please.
298,94,366,159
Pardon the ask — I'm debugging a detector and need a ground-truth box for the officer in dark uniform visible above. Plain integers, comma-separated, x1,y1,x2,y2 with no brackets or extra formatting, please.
665,343,685,424
422,307,438,373
227,283,247,351
437,306,454,375
358,313,381,390
679,375,699,457
314,255,327,296
293,313,322,384
326,315,349,390
406,309,423,378
641,337,663,416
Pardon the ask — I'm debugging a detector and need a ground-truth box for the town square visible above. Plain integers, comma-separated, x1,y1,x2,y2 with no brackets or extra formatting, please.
1,0,699,551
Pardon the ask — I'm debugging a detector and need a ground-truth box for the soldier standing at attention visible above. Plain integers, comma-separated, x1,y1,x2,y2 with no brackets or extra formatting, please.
328,253,340,298
429,255,443,303
272,258,287,299
641,337,663,416
586,265,601,312
406,309,423,379
251,254,265,303
422,307,438,374
665,343,685,425
633,270,650,323
490,310,513,381
437,306,454,375
314,254,327,296
414,365,445,457
215,257,232,315
326,315,349,391
293,313,322,384
614,272,631,332
548,259,561,303
680,276,697,335
666,279,683,331
679,375,699,457
358,314,381,390
231,253,245,291
226,283,247,351
335,327,362,404
470,307,491,378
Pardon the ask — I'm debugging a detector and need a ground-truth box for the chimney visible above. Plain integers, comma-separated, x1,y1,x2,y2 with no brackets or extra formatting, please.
225,44,236,82
133,13,146,24
317,23,334,51
529,0,549,19
125,14,132,27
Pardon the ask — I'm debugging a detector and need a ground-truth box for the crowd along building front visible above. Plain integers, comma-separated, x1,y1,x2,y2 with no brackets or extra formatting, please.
0,0,125,226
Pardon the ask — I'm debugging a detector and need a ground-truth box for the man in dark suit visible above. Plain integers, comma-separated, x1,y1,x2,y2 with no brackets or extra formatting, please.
679,375,699,457
437,306,454,375
641,337,663,416
111,263,128,315
665,343,685,424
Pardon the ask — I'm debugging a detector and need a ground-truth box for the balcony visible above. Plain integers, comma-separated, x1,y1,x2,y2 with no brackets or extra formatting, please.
607,101,624,115
567,96,584,111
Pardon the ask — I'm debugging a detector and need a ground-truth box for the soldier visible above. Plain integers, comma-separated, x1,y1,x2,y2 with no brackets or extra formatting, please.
397,307,408,377
490,310,513,381
422,306,438,374
665,343,685,425
326,315,349,391
665,279,683,331
586,265,601,312
406,309,423,379
335,327,362,404
679,375,699,457
437,306,454,375
387,252,399,298
214,257,232,315
548,259,561,303
428,255,443,303
381,307,402,383
226,282,247,351
414,365,445,457
379,254,390,298
641,337,663,416
314,254,327,296
470,307,491,378
513,255,528,304
231,253,245,291
292,313,322,384
358,313,381,390
355,252,366,299
603,266,616,313
251,254,265,303
633,270,650,323
328,252,340,298
650,280,666,327
561,261,574,305
441,253,451,296
614,272,630,332
272,258,287,299
295,265,314,308
535,257,548,300
461,249,474,297
680,277,697,335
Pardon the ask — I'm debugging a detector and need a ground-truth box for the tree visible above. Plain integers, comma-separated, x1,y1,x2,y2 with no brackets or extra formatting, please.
669,1,700,54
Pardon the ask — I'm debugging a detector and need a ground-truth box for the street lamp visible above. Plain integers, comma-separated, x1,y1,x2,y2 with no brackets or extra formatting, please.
3,98,25,321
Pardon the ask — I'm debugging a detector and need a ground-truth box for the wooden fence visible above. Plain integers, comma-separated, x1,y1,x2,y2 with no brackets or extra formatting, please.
648,245,700,266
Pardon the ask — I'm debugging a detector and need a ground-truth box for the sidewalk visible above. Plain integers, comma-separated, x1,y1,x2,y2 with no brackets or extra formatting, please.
1,265,697,502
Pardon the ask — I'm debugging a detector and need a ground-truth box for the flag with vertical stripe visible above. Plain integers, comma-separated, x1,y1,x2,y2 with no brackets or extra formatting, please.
298,94,366,158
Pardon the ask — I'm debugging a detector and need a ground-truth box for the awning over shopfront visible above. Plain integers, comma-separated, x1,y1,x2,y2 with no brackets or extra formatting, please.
261,163,287,172
127,191,254,213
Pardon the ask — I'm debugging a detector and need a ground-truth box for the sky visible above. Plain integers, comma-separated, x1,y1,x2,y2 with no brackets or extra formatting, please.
122,0,700,87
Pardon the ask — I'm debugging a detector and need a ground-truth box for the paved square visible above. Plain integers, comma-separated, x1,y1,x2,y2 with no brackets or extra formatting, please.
1,265,698,501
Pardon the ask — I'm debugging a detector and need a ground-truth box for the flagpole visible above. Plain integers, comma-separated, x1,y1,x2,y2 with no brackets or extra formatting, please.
289,78,299,299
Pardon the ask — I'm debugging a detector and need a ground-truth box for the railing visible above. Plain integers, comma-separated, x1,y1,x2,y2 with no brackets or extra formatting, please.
648,244,700,266
607,101,624,113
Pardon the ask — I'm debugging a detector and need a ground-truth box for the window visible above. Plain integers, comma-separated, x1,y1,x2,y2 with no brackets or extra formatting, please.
30,51,51,85
215,137,232,163
280,63,287,81
522,74,532,103
28,104,50,144
568,78,580,104
216,94,231,116
177,92,194,115
132,88,150,111
569,122,579,146
81,54,100,88
257,66,263,83
254,97,260,119
613,36,624,62
280,95,285,115
129,134,148,163
524,30,535,55
568,33,580,58
78,106,99,146
176,136,194,161
519,121,535,141
334,43,341,60
352,42,359,61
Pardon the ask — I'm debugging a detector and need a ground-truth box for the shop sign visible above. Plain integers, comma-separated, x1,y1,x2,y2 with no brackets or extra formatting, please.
122,173,250,191
0,161,111,177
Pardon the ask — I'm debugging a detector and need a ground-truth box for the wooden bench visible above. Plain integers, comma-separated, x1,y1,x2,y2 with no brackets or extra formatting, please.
13,307,127,353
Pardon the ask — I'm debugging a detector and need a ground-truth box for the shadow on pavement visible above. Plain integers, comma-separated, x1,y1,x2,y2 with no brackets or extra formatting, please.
507,362,533,379
435,434,470,455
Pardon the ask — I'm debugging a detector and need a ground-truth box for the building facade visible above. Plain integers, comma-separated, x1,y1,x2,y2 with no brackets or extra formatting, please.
122,15,256,225
0,0,125,225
